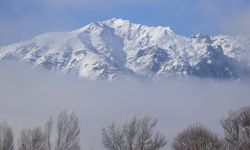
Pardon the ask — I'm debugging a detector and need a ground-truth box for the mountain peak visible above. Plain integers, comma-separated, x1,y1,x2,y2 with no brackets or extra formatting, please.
104,18,131,24
75,18,174,36
103,18,174,33
0,19,249,81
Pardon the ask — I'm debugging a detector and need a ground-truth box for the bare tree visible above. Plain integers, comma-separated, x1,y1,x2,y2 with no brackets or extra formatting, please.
172,124,223,150
123,116,138,150
18,127,46,150
102,115,167,150
17,111,80,150
31,127,46,150
18,129,31,150
17,117,53,150
221,106,250,150
0,121,14,150
136,115,160,150
55,111,80,150
44,118,53,150
102,123,125,150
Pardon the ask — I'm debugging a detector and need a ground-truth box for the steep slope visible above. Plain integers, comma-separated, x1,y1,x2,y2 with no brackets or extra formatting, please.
0,18,249,81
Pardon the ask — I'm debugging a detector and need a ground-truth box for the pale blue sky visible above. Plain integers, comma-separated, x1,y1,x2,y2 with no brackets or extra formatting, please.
0,0,250,45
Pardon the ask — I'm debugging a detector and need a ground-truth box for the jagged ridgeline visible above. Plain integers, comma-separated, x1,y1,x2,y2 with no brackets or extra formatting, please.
0,18,250,81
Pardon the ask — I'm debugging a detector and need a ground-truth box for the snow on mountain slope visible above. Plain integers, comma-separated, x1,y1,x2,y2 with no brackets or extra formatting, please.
0,18,250,81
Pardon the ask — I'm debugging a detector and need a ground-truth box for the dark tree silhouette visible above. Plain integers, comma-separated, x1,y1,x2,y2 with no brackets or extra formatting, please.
172,124,223,150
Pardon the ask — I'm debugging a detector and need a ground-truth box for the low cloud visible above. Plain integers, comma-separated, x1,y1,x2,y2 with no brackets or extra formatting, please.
0,60,250,149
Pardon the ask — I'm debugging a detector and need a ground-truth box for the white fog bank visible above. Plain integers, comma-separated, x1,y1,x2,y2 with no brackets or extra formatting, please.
0,61,250,150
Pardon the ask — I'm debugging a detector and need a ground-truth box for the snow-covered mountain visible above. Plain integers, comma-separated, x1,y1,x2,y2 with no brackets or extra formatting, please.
0,18,250,81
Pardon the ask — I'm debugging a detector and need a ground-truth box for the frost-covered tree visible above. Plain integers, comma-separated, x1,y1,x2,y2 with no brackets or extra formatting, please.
172,124,222,150
221,106,250,150
18,127,45,150
44,118,53,150
102,115,167,150
17,118,53,150
123,116,138,150
17,128,31,150
102,123,124,150
0,121,14,150
55,111,80,150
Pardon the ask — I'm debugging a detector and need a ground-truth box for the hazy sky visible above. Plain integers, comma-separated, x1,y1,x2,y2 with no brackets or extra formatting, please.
1,0,250,46
0,61,250,149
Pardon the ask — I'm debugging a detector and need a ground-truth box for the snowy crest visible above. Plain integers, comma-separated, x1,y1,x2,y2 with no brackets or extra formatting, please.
0,18,250,81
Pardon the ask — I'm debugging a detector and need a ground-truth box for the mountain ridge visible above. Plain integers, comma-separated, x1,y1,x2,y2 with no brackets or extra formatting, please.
0,18,250,81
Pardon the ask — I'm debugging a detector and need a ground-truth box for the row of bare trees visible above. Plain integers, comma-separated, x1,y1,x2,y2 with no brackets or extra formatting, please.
172,106,250,150
102,115,167,150
1,106,250,150
0,111,80,150
102,106,250,150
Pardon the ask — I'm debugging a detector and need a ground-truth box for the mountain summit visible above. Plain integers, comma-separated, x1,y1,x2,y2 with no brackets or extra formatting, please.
0,18,250,81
